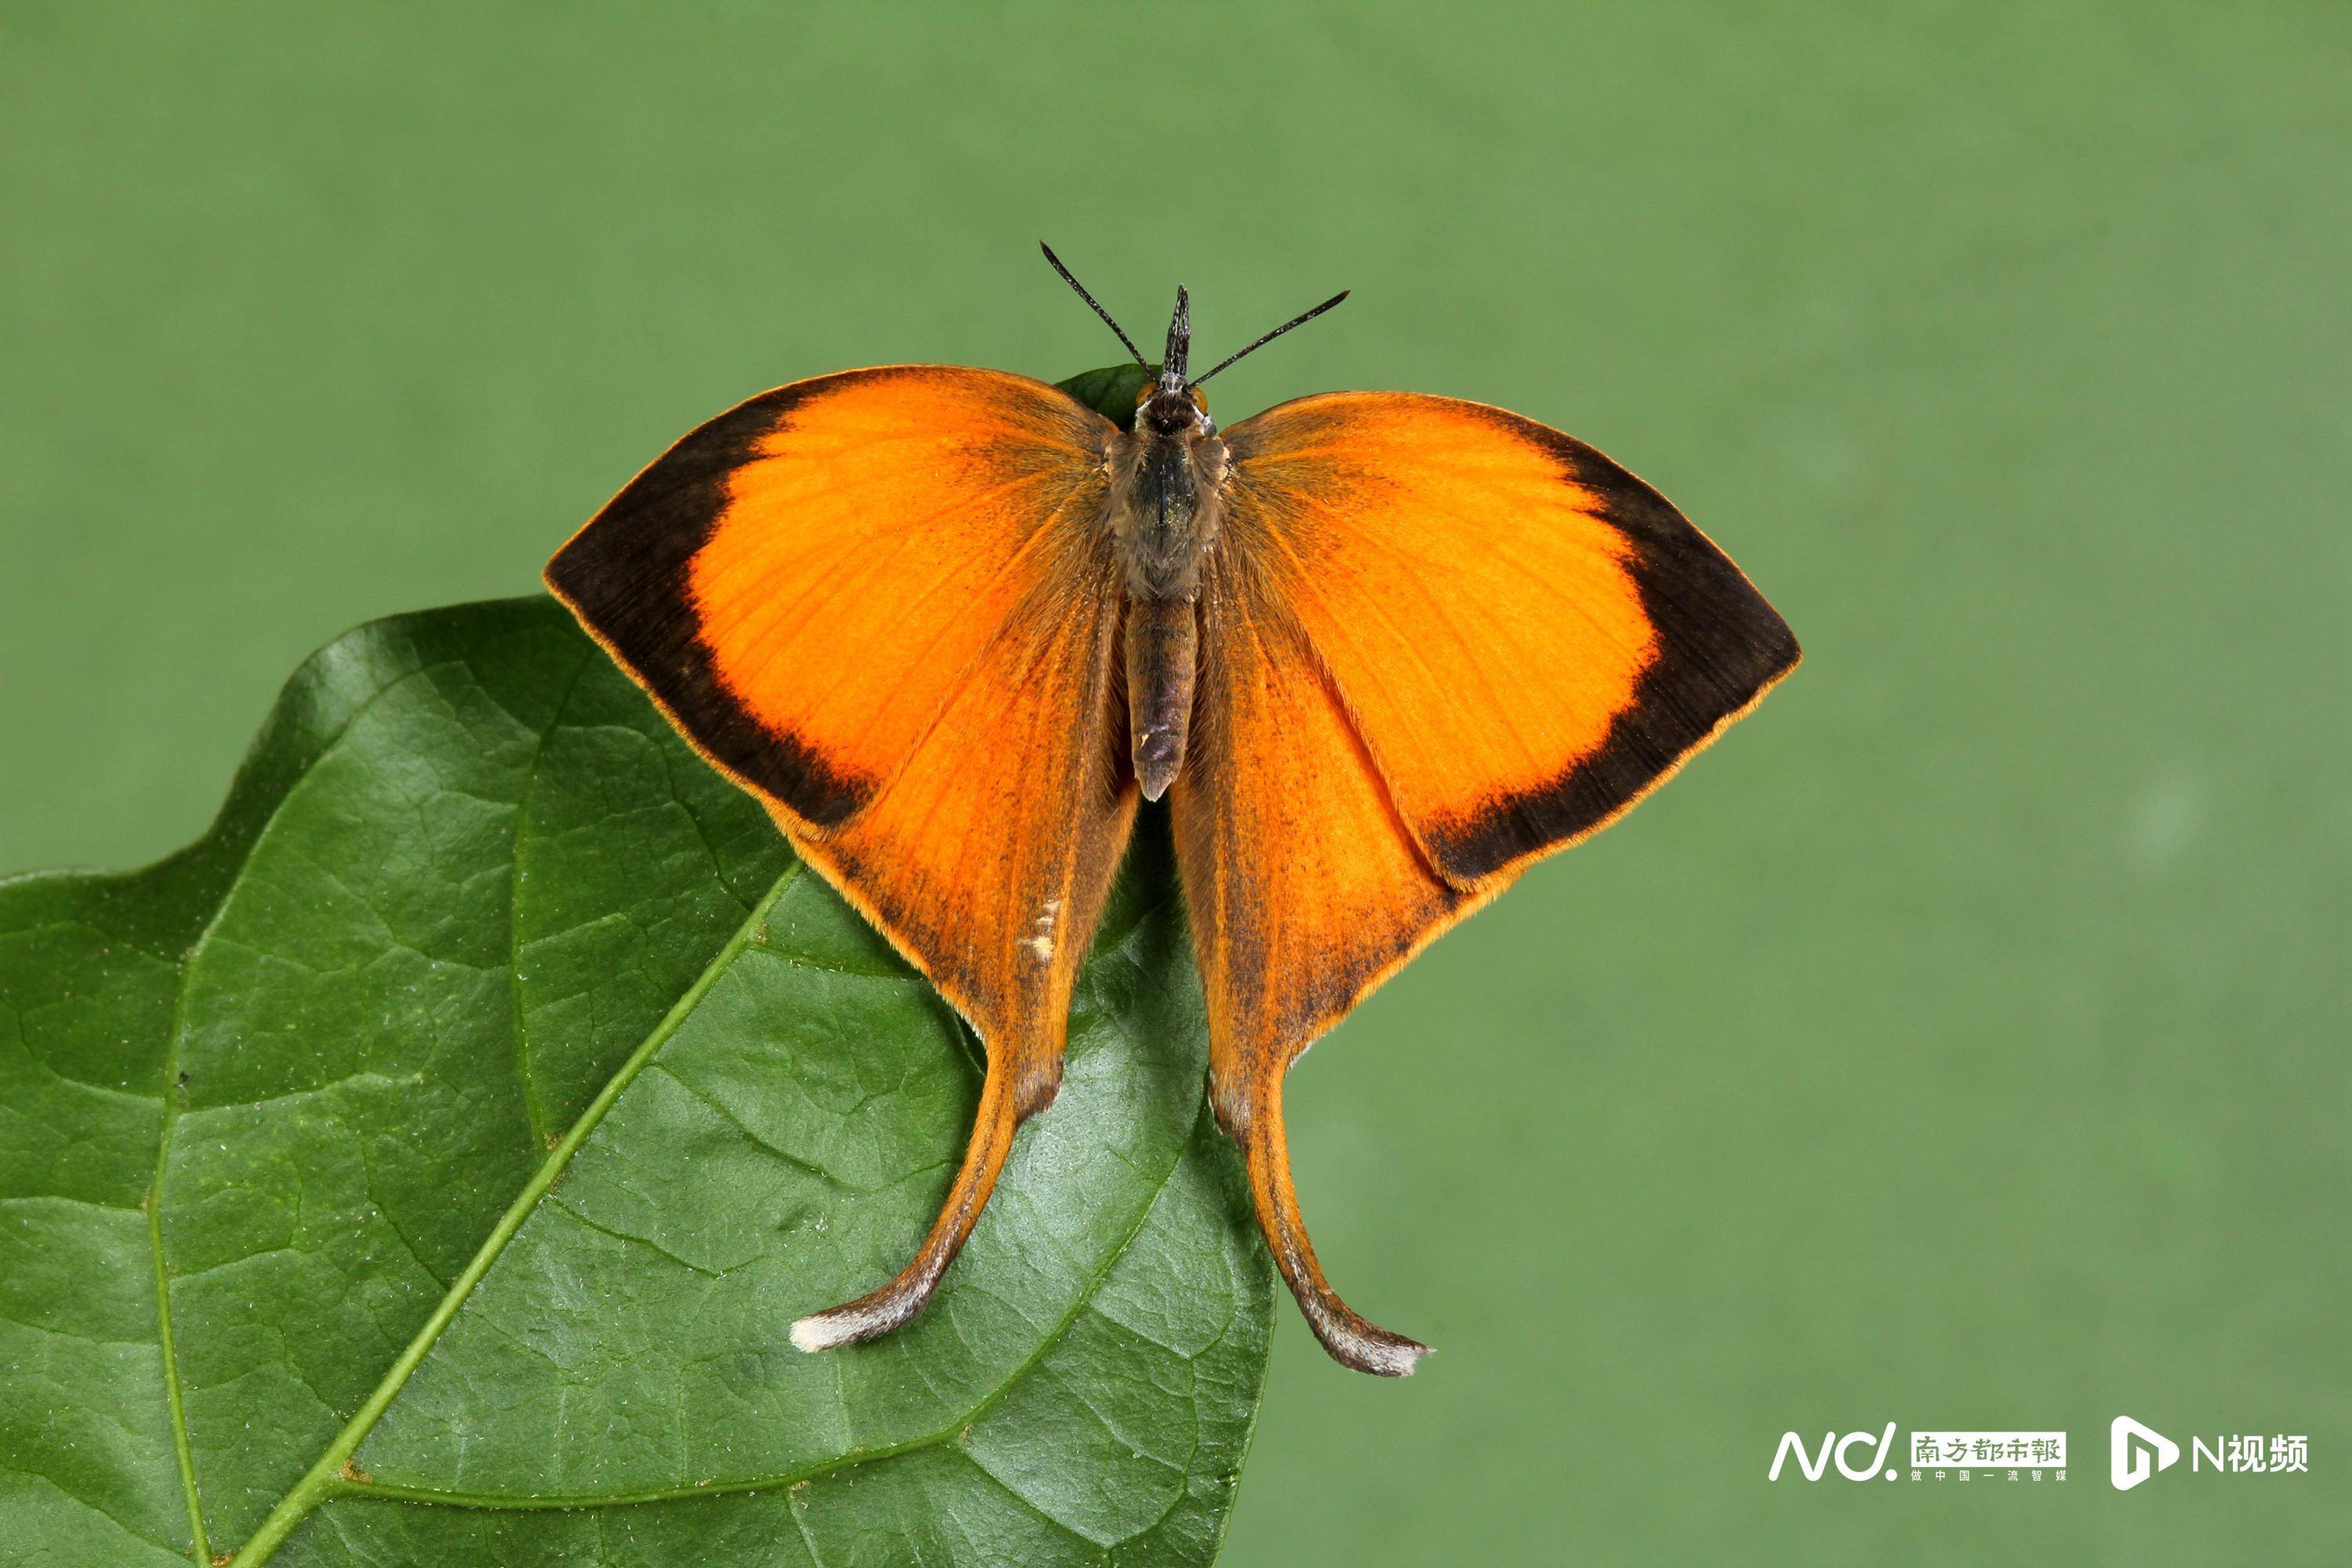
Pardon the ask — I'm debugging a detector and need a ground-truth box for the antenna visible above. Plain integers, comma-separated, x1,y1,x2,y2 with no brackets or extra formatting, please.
1192,289,1350,386
1040,242,1146,367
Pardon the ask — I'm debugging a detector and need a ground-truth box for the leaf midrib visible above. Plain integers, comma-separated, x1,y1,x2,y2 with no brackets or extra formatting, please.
223,870,1191,1562
220,858,804,1564
323,1087,1191,1517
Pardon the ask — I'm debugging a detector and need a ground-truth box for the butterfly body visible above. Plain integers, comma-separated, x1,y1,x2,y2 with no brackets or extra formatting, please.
546,251,1798,1375
1106,294,1229,799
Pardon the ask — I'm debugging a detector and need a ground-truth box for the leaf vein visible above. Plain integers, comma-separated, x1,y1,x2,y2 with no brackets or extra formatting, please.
222,863,806,1566
310,1109,1201,1523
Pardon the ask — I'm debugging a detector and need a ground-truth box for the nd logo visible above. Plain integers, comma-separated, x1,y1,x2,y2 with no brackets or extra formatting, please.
1769,1424,1899,1481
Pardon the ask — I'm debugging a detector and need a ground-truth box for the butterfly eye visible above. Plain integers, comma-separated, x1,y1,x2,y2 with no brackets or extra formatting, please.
1189,387,1210,414
1134,384,1152,408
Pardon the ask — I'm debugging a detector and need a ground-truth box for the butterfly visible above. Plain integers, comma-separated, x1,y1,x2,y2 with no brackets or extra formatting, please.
544,245,1798,1375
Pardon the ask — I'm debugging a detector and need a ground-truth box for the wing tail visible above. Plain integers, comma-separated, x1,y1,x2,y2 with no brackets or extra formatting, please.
1218,1065,1430,1377
791,1047,1033,1352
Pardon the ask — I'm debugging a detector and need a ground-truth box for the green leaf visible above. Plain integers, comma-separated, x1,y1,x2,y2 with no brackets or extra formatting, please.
0,590,1271,1566
1057,363,1158,430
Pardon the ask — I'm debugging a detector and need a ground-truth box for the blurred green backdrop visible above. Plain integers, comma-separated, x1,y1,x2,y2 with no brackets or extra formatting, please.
4,4,2345,1563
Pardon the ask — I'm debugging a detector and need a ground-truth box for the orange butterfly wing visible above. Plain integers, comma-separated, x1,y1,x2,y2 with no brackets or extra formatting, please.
1176,391,1798,1373
546,366,1137,1348
1221,391,1800,885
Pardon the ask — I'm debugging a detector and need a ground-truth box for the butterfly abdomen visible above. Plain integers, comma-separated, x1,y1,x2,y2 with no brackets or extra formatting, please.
1124,596,1197,801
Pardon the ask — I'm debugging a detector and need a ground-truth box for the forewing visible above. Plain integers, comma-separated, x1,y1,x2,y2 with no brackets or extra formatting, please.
545,365,1133,1040
548,365,1117,833
1218,390,1798,887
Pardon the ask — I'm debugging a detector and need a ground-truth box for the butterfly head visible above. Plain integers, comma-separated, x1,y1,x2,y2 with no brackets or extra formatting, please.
1138,287,1214,436
1039,242,1348,439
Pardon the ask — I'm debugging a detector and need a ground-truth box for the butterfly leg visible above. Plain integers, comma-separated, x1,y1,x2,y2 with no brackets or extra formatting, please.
789,1044,1036,1352
1218,1059,1431,1377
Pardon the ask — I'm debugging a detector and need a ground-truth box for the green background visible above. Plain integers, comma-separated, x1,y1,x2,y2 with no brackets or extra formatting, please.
4,5,2344,1563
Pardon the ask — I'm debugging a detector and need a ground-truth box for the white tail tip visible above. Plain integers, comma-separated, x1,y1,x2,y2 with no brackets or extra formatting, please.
789,1314,851,1354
